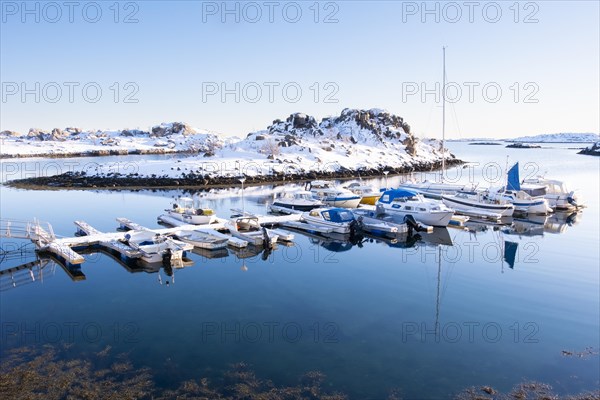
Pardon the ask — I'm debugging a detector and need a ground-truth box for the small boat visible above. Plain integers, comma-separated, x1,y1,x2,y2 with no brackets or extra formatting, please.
486,188,552,215
307,181,361,208
226,216,279,248
351,208,407,236
377,189,455,227
270,190,324,214
442,191,514,218
169,230,228,250
485,163,552,215
521,177,581,211
300,208,358,234
166,197,216,225
121,231,189,264
344,182,381,205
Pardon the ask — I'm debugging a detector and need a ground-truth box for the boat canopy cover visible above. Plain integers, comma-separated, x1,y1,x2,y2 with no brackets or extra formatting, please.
507,162,521,191
378,189,418,204
322,208,355,223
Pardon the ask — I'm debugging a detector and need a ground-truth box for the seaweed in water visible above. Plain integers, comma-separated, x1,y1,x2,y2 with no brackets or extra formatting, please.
1,345,599,400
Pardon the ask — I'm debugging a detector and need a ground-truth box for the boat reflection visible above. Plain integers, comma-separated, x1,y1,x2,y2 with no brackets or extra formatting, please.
501,211,582,236
544,211,581,234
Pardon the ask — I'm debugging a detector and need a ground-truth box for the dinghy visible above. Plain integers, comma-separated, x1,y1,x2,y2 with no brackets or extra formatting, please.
169,230,228,250
226,216,279,248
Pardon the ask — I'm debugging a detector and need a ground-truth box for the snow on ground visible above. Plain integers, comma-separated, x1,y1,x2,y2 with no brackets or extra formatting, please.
0,109,451,179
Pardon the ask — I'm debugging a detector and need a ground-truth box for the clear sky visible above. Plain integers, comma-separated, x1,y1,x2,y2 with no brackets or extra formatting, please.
1,0,598,140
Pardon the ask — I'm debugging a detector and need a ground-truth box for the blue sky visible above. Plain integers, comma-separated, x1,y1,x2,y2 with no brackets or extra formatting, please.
1,1,598,139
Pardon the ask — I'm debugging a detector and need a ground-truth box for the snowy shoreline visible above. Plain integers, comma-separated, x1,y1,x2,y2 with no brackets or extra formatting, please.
2,108,462,189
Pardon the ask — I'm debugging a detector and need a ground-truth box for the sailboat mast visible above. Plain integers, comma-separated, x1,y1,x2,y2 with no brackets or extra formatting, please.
441,46,446,183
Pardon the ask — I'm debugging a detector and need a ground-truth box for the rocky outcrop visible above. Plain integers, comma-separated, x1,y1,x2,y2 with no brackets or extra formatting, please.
578,142,600,156
0,130,21,137
151,122,196,137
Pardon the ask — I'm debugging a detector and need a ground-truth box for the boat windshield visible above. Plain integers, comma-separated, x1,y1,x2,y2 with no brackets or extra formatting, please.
322,210,354,223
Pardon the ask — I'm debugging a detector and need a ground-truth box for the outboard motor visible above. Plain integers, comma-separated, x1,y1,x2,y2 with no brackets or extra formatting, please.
262,227,272,249
403,215,421,235
349,220,358,237
567,191,578,208
162,248,172,266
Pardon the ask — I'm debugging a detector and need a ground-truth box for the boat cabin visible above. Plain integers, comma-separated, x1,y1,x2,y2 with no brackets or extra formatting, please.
309,208,355,223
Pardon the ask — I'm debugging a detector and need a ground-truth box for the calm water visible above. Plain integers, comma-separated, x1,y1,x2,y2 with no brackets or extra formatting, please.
1,143,598,399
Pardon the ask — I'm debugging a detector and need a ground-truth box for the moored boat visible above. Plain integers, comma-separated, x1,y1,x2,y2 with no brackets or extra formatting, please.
521,177,581,211
300,208,358,234
169,230,228,250
166,197,217,225
270,190,324,214
376,189,455,227
344,182,381,205
226,216,279,248
307,181,361,208
442,191,514,218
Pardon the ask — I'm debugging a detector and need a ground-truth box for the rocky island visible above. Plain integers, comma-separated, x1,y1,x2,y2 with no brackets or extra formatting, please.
3,108,462,189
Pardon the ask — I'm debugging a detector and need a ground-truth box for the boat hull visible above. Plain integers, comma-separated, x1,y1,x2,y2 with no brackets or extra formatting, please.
512,199,552,215
167,211,215,225
322,197,361,208
359,195,379,205
271,202,321,213
442,196,514,217
300,215,353,234
379,206,454,227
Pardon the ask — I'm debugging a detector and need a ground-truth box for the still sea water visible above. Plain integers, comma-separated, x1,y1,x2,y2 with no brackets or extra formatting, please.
1,143,598,399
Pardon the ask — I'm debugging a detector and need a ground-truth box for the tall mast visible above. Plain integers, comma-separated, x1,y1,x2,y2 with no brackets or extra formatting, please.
441,46,446,182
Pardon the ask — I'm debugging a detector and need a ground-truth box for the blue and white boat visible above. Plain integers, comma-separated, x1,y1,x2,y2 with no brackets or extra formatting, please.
300,207,358,234
307,181,361,208
376,189,455,227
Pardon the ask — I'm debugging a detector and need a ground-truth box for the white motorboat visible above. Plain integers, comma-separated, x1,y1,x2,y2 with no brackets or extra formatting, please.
351,208,408,236
270,190,324,214
169,230,228,250
121,231,190,264
300,208,358,234
166,197,217,225
521,177,581,211
484,162,552,214
486,188,552,215
442,191,514,218
226,216,279,248
344,182,381,205
376,189,455,227
307,181,361,208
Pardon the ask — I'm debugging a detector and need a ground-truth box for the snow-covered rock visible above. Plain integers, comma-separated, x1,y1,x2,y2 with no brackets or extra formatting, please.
1,122,223,157
578,141,600,156
1,109,457,184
